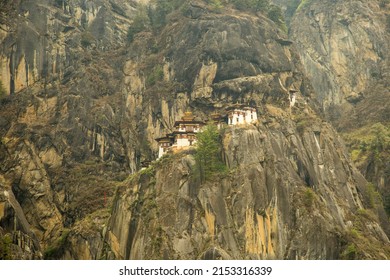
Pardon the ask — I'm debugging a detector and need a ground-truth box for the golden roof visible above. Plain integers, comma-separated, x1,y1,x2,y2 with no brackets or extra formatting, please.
181,111,195,121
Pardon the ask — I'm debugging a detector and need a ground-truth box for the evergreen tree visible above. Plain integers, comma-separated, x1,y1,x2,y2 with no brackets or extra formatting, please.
268,5,287,32
194,124,227,182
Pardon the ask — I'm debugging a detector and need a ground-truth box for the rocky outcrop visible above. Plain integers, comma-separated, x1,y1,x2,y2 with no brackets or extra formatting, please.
289,0,389,116
0,0,137,95
285,0,390,213
0,0,136,259
105,109,390,259
0,0,389,259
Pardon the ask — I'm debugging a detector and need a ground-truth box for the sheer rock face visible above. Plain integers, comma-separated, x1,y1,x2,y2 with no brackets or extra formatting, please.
288,0,390,126
106,116,390,260
285,0,390,212
0,0,136,259
0,0,138,95
0,1,389,259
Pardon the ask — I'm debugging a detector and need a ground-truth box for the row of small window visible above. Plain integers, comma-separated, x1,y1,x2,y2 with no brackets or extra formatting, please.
176,134,195,139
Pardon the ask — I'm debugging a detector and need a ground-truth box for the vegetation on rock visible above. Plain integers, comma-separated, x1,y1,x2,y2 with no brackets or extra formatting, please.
194,124,227,182
0,234,12,260
80,32,95,48
343,123,390,216
44,229,70,260
230,0,269,12
127,0,288,43
267,5,287,32
146,65,164,86
0,80,6,98
127,6,151,42
0,0,389,260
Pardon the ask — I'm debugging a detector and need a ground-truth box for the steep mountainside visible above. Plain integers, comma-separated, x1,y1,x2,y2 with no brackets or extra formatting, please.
0,0,139,259
106,114,390,259
288,0,389,126
0,0,389,259
282,0,390,216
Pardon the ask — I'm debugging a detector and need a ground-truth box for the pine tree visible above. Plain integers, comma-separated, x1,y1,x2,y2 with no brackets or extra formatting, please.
194,124,227,182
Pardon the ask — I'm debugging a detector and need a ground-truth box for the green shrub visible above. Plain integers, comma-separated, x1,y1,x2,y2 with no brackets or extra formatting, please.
349,228,360,239
146,65,164,86
80,32,95,48
267,5,287,33
303,188,315,208
204,0,224,11
370,123,390,155
54,0,66,8
342,244,357,260
0,235,12,260
384,193,390,217
139,165,155,177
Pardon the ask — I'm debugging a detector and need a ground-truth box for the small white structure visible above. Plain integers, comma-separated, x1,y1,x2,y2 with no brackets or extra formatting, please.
228,109,245,125
289,89,298,107
227,105,257,125
173,132,197,148
156,136,172,158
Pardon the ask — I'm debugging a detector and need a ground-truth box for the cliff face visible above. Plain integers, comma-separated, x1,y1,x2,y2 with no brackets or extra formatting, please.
0,0,389,259
106,112,390,259
284,0,390,215
0,0,138,259
0,0,138,95
289,0,389,117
